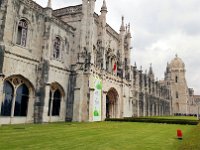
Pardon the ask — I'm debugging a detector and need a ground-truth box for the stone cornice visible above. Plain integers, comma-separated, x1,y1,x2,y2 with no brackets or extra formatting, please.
51,16,76,34
20,0,44,14
49,64,71,72
53,5,82,17
106,24,119,41
19,0,76,34
5,50,39,63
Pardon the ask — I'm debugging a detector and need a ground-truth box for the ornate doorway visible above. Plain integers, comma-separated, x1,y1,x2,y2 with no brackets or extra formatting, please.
106,88,119,118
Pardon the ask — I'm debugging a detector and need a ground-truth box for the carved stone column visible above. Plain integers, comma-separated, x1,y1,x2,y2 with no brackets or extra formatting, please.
102,91,107,120
156,101,159,116
42,84,50,122
143,94,147,116
148,99,151,116
0,74,4,114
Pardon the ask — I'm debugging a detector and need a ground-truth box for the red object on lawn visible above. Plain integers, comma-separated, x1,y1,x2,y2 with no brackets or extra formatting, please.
177,129,183,139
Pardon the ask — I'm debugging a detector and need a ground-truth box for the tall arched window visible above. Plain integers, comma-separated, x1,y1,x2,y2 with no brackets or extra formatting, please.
53,37,61,59
52,89,61,116
1,81,14,116
0,78,31,117
175,76,178,83
16,19,28,47
48,89,61,116
14,84,29,116
176,91,179,99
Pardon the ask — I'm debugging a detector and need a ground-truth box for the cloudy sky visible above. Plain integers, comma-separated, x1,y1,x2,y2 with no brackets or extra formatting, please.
35,0,200,94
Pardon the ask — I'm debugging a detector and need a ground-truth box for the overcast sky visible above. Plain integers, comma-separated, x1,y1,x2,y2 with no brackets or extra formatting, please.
36,0,200,94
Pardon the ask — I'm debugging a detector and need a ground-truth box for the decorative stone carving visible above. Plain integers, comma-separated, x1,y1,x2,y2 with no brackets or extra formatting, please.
20,0,43,13
53,5,82,16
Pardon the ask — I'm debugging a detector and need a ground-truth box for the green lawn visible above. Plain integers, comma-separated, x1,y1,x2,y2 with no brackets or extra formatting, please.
0,122,195,150
178,123,200,150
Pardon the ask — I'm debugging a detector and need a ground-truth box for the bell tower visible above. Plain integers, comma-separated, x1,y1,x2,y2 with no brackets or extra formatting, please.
167,55,189,115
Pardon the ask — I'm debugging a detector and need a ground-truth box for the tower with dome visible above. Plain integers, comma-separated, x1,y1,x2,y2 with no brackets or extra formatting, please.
164,55,197,115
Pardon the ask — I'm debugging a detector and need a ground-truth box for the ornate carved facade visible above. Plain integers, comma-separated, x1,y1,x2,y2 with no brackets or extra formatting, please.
0,0,195,124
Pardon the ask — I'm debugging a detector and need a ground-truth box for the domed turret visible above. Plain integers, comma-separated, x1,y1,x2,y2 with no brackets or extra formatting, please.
169,54,185,69
166,54,189,115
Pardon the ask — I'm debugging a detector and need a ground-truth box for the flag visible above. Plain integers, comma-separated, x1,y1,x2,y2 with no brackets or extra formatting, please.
113,63,117,72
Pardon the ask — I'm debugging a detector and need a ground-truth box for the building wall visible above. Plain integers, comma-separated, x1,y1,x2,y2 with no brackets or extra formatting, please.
0,0,171,125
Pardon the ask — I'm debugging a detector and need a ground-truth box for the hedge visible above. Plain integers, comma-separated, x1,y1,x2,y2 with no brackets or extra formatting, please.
105,117,199,125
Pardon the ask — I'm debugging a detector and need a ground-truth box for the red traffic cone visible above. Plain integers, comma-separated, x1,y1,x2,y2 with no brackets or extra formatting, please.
177,129,183,139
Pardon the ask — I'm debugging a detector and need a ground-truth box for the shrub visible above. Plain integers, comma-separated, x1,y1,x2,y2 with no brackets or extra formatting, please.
105,117,199,125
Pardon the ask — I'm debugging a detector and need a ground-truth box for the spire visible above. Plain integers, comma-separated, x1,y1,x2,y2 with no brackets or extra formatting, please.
101,0,107,13
128,23,131,33
125,24,128,33
127,23,132,38
120,16,125,32
47,0,52,8
140,65,142,71
166,62,170,73
148,63,154,75
134,62,137,68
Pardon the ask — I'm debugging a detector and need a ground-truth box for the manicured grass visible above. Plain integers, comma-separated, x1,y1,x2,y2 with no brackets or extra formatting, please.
0,122,195,150
178,123,200,150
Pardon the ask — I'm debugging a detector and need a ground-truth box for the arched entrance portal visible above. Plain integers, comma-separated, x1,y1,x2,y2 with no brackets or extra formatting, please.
106,88,119,118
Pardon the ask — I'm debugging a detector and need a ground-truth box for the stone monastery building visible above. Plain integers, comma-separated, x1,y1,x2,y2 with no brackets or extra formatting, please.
0,0,197,124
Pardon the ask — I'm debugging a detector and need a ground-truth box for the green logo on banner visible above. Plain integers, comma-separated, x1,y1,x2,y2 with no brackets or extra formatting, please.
93,108,99,116
96,82,102,90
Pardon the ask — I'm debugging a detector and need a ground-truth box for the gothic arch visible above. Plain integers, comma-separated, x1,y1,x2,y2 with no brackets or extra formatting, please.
3,74,35,91
48,82,65,117
50,82,65,97
106,87,119,118
0,75,35,118
15,18,32,48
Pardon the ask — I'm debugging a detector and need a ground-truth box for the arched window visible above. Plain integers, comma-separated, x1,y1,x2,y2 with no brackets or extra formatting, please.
16,19,28,47
48,89,61,116
0,78,31,117
176,91,179,99
53,37,61,59
1,81,14,116
175,76,178,83
14,84,29,116
52,89,61,116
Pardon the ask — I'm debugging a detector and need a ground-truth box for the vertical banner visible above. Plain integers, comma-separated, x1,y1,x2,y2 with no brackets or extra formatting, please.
93,76,102,121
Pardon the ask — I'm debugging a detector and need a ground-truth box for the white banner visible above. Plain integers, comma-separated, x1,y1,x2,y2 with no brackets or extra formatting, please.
93,77,102,121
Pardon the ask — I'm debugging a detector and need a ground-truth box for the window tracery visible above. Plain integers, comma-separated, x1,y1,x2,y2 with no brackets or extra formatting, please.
0,77,30,117
16,19,28,47
53,37,61,59
48,85,62,116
